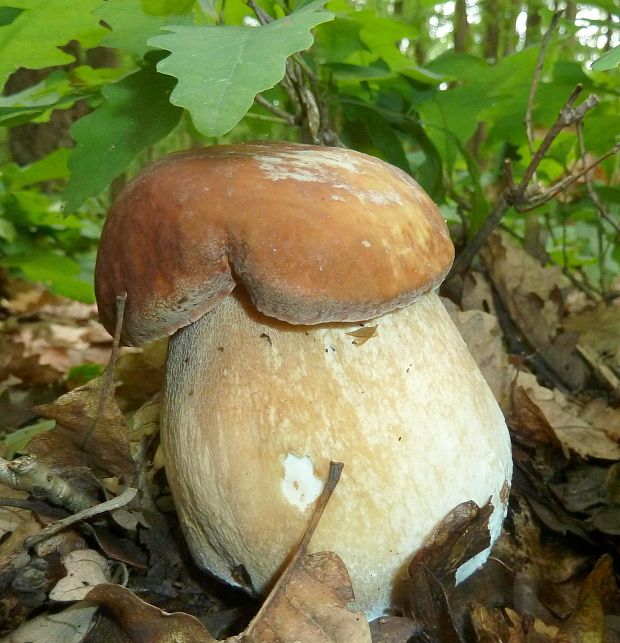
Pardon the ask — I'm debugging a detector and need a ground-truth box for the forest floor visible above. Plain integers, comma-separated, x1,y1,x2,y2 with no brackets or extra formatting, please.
0,230,619,642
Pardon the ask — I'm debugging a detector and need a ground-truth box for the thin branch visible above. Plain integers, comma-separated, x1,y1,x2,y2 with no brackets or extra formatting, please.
576,122,620,235
0,455,94,512
254,94,296,125
525,9,564,155
23,487,137,551
81,293,126,466
514,85,587,203
520,142,620,211
449,87,601,277
246,0,272,24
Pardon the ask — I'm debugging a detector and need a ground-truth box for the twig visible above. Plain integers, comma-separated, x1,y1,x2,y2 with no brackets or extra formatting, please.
450,87,601,277
23,486,137,551
254,94,296,125
0,455,94,512
525,9,563,156
514,85,587,203
81,293,126,464
576,122,620,235
520,142,619,210
243,462,344,637
246,0,272,24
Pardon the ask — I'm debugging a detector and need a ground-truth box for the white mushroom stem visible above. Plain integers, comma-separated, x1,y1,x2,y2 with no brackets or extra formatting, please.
162,291,512,618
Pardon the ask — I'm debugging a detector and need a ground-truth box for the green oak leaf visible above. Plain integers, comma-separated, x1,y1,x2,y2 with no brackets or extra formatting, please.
0,0,105,91
148,0,334,136
95,0,195,57
64,61,182,212
591,45,620,71
1,251,94,302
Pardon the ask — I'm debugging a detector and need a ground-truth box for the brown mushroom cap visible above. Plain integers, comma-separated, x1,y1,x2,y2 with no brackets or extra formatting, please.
95,142,454,346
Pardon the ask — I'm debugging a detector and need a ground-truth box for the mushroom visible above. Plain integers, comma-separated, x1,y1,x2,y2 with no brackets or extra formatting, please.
95,142,512,618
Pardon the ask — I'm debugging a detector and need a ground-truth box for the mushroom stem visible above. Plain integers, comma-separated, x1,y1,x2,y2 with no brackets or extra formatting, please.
161,290,512,618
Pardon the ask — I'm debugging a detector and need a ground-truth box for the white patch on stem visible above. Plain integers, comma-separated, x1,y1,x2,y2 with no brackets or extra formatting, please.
281,454,323,511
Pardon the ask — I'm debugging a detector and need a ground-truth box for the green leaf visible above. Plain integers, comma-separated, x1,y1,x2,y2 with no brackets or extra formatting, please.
95,0,195,57
64,61,183,211
4,420,55,458
9,149,70,189
0,7,23,27
344,103,411,174
1,251,94,302
591,45,620,71
396,119,443,200
148,0,334,136
0,218,17,243
0,0,106,91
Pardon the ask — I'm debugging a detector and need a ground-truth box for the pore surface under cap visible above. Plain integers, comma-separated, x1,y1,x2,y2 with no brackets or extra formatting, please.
95,142,454,346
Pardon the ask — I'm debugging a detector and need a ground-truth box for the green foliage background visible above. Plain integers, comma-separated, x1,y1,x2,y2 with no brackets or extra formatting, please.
0,0,618,302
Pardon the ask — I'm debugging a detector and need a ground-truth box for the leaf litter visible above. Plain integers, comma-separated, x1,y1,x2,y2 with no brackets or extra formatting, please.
1,235,620,640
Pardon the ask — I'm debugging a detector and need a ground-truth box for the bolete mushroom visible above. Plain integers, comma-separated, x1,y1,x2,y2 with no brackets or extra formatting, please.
95,142,512,618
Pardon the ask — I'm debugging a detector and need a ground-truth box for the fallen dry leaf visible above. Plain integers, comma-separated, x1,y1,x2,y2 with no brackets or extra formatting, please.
239,550,370,643
238,462,370,643
557,555,618,642
471,603,559,642
482,232,587,391
368,615,421,642
408,499,493,582
86,583,215,642
518,374,620,460
408,563,462,642
443,303,513,406
3,601,98,643
49,549,110,602
406,500,494,641
346,325,378,346
565,303,620,372
31,370,135,480
508,385,565,451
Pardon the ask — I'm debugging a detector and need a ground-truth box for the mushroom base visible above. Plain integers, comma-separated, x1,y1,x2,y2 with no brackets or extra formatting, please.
162,291,512,619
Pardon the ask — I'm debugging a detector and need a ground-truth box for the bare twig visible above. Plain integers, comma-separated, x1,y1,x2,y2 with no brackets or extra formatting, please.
247,0,341,146
253,94,296,125
246,0,272,24
514,85,588,203
576,122,620,235
23,486,137,551
525,9,563,155
82,293,126,464
521,142,620,210
450,87,603,277
0,455,94,512
243,461,344,637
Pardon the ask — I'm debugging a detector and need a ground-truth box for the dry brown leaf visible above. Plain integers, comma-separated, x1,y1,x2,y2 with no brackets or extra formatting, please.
482,233,587,390
238,462,370,643
565,303,620,370
472,604,560,642
239,551,370,643
368,615,421,642
508,386,565,450
346,325,378,346
3,601,98,643
408,499,494,582
31,372,135,479
579,398,620,442
405,500,495,642
49,549,110,602
460,271,498,317
443,303,512,407
519,375,620,460
408,564,462,642
557,555,618,642
86,583,216,642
